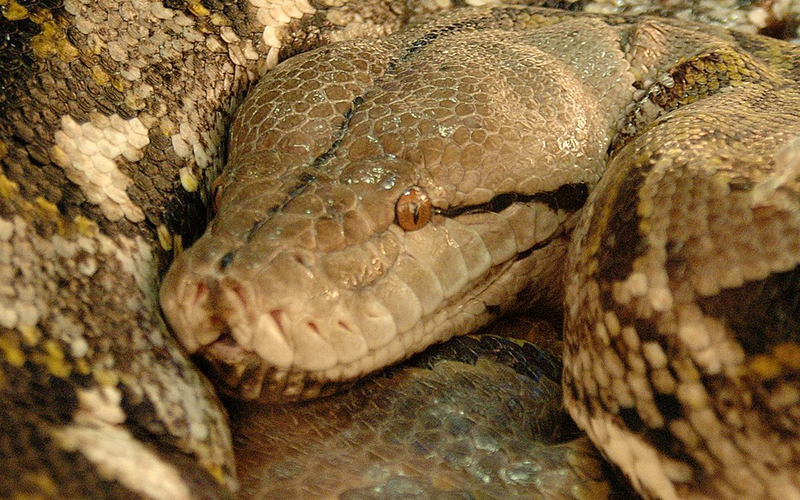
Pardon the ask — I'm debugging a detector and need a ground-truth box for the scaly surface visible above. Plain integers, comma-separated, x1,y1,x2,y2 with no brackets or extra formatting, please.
230,335,625,500
161,5,800,500
2,0,798,498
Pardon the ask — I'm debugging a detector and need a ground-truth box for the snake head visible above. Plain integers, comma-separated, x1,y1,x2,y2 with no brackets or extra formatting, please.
159,146,585,401
160,153,585,402
160,151,424,400
158,23,625,401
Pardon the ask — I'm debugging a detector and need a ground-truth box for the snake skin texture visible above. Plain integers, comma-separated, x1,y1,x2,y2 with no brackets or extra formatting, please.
230,334,630,500
2,0,800,498
0,0,427,497
160,4,800,500
563,31,800,500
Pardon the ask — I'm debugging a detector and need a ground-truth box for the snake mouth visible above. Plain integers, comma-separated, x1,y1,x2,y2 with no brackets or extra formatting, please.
202,332,249,364
195,328,341,401
195,338,348,402
195,332,277,400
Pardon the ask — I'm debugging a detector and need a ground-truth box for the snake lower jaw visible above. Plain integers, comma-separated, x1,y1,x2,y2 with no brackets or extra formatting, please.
201,333,250,364
194,341,355,402
195,337,266,399
193,333,307,401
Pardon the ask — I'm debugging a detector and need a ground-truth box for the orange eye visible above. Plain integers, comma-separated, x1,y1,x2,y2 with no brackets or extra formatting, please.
395,186,432,231
210,176,225,214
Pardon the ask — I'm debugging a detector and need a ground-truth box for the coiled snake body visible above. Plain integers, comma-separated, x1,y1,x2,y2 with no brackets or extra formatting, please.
159,5,800,499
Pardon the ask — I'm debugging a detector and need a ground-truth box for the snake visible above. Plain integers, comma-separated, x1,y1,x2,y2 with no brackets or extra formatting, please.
159,4,800,499
1,0,799,498
229,331,632,499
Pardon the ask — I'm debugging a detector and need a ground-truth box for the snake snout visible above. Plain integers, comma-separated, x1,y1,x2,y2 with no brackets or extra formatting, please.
160,258,255,350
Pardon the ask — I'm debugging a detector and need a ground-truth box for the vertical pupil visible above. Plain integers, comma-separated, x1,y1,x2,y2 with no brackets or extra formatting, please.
412,203,420,224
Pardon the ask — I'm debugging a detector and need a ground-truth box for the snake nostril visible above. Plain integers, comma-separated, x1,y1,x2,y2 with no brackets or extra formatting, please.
219,251,235,270
307,321,320,334
337,320,352,332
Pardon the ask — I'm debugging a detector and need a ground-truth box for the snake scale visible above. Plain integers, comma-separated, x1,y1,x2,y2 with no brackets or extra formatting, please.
2,0,800,498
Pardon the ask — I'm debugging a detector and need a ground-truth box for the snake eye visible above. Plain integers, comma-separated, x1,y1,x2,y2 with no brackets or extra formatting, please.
395,186,432,231
210,176,224,214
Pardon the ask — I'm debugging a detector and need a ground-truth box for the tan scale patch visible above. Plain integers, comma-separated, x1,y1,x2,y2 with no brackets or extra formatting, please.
51,114,149,223
250,0,316,68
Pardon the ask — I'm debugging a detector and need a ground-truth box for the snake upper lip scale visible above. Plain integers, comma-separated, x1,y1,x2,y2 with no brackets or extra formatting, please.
158,5,800,500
